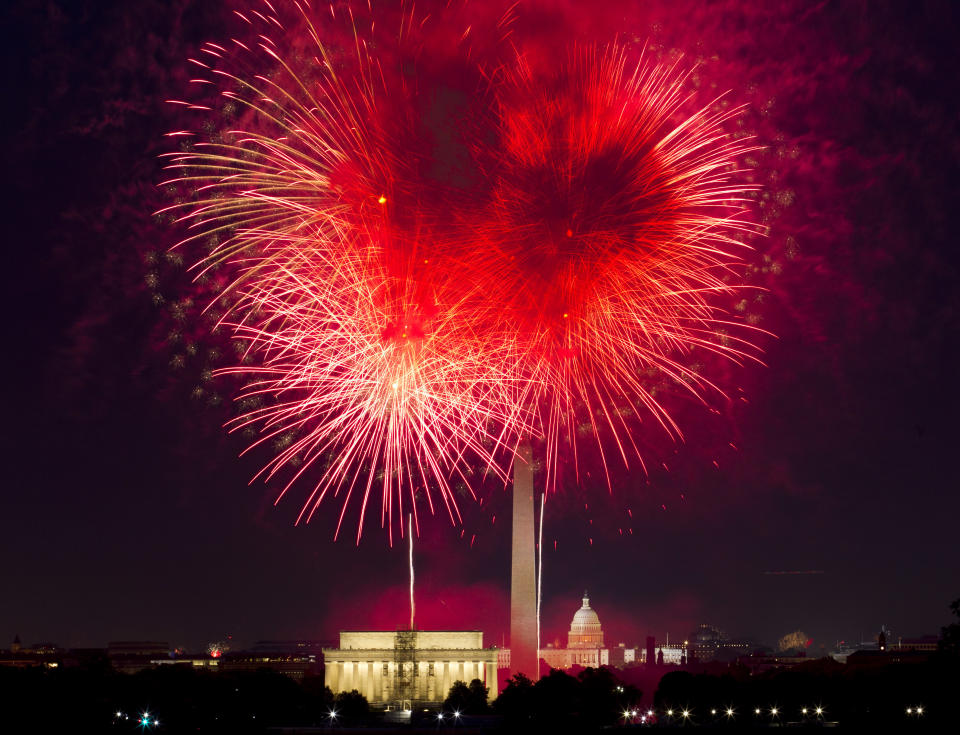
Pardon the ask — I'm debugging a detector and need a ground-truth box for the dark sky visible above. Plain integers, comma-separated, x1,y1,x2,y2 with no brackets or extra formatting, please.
3,0,959,657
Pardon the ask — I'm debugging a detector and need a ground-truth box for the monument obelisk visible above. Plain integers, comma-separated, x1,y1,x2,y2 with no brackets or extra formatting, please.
509,440,538,680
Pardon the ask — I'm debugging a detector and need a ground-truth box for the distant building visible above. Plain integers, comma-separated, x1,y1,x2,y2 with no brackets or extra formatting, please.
0,636,62,669
737,652,810,674
687,623,752,662
323,630,498,708
107,641,170,674
221,650,320,679
540,592,610,670
151,657,220,671
608,643,638,668
248,640,332,655
896,635,939,652
657,644,686,666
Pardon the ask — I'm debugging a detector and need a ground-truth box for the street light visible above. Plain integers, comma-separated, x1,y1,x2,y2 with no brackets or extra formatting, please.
726,707,735,718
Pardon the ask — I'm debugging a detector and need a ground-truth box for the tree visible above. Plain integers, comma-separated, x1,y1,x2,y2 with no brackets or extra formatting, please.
333,689,370,723
492,672,535,725
466,678,490,713
443,678,489,714
939,597,960,656
577,667,641,727
532,668,582,727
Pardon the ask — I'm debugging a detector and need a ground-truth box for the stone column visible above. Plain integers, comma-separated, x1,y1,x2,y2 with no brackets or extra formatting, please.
485,659,497,695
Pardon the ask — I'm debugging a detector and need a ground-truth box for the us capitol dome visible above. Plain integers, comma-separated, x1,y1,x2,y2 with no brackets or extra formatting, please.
541,591,610,670
568,591,605,649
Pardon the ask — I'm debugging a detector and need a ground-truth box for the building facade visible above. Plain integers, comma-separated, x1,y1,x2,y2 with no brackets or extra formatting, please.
540,593,610,670
323,630,498,707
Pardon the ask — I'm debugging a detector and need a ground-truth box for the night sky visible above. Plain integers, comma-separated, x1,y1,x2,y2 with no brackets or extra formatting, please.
3,0,959,658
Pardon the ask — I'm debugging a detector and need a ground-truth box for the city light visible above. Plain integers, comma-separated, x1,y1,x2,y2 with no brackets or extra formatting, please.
726,707,735,717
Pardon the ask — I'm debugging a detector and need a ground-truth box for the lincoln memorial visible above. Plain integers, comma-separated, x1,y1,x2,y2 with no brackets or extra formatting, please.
323,630,498,707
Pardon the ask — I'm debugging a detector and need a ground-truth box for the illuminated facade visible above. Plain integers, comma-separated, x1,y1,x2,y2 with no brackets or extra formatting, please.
323,630,498,707
540,593,610,670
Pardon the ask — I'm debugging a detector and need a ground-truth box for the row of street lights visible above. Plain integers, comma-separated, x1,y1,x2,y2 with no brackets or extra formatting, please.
113,710,159,728
626,704,927,724
623,705,827,724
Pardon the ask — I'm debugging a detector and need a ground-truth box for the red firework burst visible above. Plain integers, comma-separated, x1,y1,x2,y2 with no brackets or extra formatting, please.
471,43,766,490
160,1,765,540
160,1,524,542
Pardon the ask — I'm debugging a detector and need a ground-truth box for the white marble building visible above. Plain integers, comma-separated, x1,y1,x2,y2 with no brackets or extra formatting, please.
541,592,610,670
323,630,498,707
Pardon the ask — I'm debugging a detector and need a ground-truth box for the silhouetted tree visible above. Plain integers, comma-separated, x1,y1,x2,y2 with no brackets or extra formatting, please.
939,597,960,656
443,677,489,714
532,668,581,727
492,672,535,726
333,689,369,724
578,666,641,726
467,678,490,712
444,680,471,712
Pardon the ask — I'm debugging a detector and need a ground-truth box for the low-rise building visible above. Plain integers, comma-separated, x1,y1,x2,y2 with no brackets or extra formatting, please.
323,630,498,708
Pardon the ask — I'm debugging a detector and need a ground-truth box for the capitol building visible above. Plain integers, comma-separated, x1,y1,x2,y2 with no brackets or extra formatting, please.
541,591,610,670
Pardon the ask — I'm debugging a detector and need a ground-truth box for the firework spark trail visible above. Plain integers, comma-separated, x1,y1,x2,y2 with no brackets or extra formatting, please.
471,43,768,491
217,237,530,543
161,1,766,540
160,1,529,542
